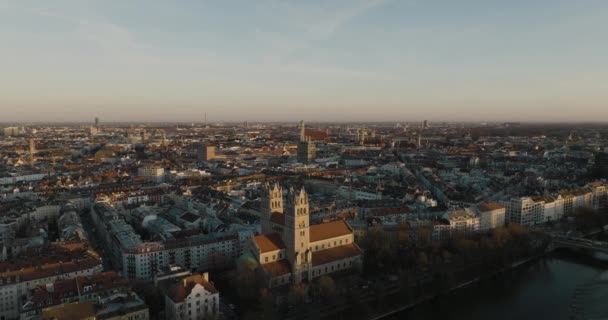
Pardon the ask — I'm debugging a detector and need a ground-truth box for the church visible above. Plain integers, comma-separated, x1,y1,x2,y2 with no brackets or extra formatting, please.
250,183,362,288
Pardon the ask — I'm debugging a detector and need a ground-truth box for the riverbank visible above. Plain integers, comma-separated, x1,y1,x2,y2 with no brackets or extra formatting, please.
378,250,608,320
368,252,549,320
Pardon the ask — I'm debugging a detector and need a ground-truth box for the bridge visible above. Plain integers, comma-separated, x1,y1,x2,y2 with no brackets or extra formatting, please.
552,235,608,253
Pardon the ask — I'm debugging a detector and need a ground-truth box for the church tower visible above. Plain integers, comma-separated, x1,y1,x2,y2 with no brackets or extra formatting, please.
297,120,316,164
260,183,283,234
284,187,312,283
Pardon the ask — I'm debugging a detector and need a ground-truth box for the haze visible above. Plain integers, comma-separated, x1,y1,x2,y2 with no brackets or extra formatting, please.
1,0,607,123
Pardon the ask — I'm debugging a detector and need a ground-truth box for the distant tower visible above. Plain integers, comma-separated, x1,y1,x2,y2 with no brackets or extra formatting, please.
95,117,99,128
423,120,428,129
297,120,316,164
299,120,306,142
161,131,167,147
284,187,312,283
28,138,35,165
197,141,216,161
204,113,207,126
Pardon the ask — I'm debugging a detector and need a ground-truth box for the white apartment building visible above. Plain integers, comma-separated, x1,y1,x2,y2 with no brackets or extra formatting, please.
587,182,608,210
535,195,565,222
164,273,219,320
505,197,543,226
91,203,240,281
432,208,480,241
476,202,506,232
138,164,165,183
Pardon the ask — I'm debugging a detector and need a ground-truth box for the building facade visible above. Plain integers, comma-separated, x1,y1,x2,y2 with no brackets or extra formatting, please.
164,273,219,320
250,184,361,288
476,202,506,232
505,197,543,226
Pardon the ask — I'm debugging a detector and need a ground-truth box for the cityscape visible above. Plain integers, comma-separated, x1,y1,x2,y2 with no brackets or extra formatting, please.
0,120,607,319
2,1,608,320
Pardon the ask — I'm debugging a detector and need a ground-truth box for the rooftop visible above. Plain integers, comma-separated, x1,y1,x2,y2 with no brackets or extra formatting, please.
253,233,285,253
309,220,353,243
311,243,361,267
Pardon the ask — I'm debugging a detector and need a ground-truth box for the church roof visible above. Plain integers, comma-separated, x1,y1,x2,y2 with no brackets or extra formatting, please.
305,130,328,141
312,243,361,267
269,212,285,225
253,233,285,253
309,220,353,242
261,259,291,277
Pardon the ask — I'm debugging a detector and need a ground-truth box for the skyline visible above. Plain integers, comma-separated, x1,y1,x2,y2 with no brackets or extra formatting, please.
2,0,608,122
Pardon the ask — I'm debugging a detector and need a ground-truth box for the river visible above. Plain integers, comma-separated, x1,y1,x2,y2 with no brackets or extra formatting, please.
390,250,608,319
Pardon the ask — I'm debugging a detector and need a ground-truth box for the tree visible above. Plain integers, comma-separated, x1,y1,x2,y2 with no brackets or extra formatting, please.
317,275,337,303
416,251,428,268
416,227,432,248
397,223,411,248
491,226,511,247
288,283,308,306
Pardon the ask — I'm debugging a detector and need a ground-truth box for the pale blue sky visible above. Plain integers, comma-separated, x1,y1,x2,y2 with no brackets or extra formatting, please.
1,0,607,122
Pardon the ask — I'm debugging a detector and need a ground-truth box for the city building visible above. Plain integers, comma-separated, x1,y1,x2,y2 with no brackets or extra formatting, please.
197,142,216,162
164,273,219,320
505,197,544,226
40,293,148,320
137,163,165,183
249,183,361,288
0,242,102,319
90,203,241,281
432,208,480,241
476,202,506,232
20,271,133,320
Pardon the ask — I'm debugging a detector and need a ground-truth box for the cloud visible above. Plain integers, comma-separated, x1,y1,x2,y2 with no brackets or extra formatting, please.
28,8,135,54
258,0,390,64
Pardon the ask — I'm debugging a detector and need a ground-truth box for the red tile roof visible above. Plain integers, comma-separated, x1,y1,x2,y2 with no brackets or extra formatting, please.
253,233,285,253
311,243,361,267
305,130,328,141
42,301,96,320
166,274,218,303
261,259,291,276
309,220,353,242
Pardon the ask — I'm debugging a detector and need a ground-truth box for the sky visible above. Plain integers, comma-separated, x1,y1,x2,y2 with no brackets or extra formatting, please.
1,0,607,123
